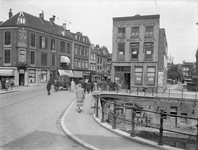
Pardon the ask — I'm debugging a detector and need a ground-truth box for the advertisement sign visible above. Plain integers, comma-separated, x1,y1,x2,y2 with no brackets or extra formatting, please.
158,71,164,87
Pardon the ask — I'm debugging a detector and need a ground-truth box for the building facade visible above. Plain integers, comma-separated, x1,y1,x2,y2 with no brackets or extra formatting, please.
182,61,195,83
111,14,168,92
0,10,90,86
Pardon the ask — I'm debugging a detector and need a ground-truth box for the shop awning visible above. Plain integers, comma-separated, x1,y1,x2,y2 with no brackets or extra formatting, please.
60,56,70,63
73,71,83,78
58,69,74,77
0,69,14,76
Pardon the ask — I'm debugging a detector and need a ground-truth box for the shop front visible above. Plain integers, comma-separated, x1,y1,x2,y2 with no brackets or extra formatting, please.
0,67,17,84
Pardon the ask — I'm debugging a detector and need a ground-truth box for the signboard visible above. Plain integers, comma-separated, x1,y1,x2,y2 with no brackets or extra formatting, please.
158,71,164,87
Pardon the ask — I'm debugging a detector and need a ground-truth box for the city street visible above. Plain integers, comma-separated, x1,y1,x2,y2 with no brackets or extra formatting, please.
0,86,87,150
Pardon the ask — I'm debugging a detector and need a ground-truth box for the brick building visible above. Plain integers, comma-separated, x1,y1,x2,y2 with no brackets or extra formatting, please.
0,10,90,86
111,14,168,92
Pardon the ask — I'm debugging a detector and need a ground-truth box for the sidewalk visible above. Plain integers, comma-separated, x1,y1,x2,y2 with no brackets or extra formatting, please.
61,93,181,150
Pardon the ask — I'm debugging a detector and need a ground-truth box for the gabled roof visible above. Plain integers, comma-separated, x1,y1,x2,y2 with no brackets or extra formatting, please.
0,11,73,40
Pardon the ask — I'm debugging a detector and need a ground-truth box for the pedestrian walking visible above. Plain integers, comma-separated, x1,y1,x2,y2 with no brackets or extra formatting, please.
75,83,85,113
70,79,75,92
46,80,52,95
10,78,14,90
5,78,10,91
54,78,58,92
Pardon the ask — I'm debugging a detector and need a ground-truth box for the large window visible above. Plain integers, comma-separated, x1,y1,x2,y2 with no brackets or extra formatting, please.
131,43,139,59
41,52,47,66
85,60,88,68
135,67,143,85
30,50,35,65
4,49,11,64
144,43,153,60
5,31,11,45
30,33,36,47
67,43,71,54
78,46,81,55
82,59,85,68
28,69,36,83
145,26,153,37
147,67,155,86
52,54,55,66
131,27,139,37
39,36,47,49
41,70,47,83
118,43,125,55
85,48,88,56
74,59,77,68
19,49,26,62
75,45,78,54
78,59,81,68
51,39,55,51
81,47,84,56
118,27,125,37
60,41,65,53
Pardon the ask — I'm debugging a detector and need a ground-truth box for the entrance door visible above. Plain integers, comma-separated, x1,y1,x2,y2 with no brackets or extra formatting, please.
124,73,131,89
19,74,25,86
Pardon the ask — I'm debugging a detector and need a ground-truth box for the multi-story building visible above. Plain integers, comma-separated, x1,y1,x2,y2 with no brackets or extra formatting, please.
89,44,97,81
107,53,112,80
0,10,90,86
182,61,195,82
111,14,168,92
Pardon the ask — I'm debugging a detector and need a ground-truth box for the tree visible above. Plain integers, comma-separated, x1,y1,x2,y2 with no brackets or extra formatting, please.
167,64,182,82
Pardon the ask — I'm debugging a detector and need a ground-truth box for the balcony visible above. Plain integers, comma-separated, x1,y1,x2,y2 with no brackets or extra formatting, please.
17,60,27,69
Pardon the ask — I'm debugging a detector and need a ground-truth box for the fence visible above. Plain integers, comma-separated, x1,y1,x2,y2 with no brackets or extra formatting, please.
92,94,198,149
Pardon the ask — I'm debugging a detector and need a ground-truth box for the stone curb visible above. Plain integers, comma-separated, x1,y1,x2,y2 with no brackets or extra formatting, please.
0,89,20,95
60,98,101,150
92,114,182,150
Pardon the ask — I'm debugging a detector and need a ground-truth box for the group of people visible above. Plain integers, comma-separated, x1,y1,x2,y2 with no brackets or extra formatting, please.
0,78,14,91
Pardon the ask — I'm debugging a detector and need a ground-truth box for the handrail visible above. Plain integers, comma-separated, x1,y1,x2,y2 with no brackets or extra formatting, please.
92,95,198,149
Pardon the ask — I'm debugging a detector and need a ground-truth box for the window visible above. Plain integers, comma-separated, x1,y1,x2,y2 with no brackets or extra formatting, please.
19,49,26,62
93,54,96,60
75,45,78,54
131,43,139,59
82,59,84,68
131,27,139,37
52,54,55,66
118,43,125,55
181,113,187,123
81,47,84,56
78,59,81,68
135,67,143,85
85,48,88,56
51,39,55,51
67,43,71,54
60,41,65,52
145,26,153,37
170,107,177,118
85,60,88,68
39,36,47,49
4,49,11,64
41,70,47,83
30,51,35,65
30,33,36,47
74,59,77,67
41,52,47,66
5,31,11,45
91,54,93,60
147,67,155,86
28,69,36,83
118,27,125,37
78,46,80,55
144,43,153,60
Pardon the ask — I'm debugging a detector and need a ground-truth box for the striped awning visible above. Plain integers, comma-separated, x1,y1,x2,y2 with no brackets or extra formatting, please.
60,56,70,63
58,69,74,77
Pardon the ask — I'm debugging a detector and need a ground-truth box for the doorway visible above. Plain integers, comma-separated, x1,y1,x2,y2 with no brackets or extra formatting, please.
19,74,24,86
124,73,131,89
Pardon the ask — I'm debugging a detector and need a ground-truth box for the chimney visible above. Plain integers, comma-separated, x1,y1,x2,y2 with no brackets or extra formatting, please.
50,18,54,24
39,11,44,21
62,23,66,30
53,15,56,22
9,9,12,18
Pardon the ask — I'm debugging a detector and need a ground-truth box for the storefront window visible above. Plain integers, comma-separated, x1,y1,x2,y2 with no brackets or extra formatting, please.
28,69,36,83
41,70,47,83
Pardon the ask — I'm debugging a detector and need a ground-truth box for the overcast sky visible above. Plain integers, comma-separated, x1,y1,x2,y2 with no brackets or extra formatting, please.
0,0,198,64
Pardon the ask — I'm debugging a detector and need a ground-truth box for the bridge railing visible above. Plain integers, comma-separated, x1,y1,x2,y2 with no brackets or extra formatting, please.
92,94,198,149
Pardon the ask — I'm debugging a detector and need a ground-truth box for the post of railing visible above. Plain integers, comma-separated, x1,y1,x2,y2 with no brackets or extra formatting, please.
130,107,136,137
137,87,139,95
112,100,117,129
168,89,170,98
95,96,99,118
158,109,164,146
196,118,198,150
152,88,154,96
101,99,105,123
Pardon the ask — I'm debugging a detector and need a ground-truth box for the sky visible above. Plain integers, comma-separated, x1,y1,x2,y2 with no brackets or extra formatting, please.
0,0,198,64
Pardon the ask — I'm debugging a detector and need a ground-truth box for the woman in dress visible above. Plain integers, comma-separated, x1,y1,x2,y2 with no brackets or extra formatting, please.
75,83,85,113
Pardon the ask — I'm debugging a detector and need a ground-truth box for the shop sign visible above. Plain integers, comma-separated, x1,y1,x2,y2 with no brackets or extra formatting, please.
19,69,24,74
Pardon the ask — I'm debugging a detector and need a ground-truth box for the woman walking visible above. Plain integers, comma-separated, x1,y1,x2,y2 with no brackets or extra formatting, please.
75,83,85,113
46,80,52,95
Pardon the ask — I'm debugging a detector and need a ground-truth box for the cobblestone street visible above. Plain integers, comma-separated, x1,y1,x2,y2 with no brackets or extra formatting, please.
0,86,87,150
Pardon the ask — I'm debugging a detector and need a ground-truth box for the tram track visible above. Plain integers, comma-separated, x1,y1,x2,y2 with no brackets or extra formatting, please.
0,90,46,109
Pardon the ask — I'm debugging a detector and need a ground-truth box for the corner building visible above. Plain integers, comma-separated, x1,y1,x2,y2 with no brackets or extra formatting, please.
111,14,168,92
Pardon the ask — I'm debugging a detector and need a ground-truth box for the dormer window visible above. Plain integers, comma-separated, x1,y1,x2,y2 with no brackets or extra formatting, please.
17,12,26,25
